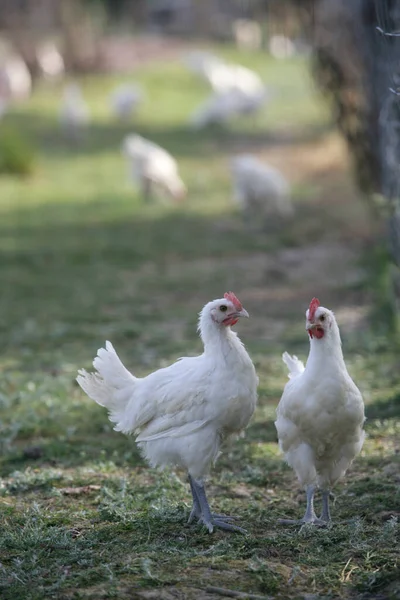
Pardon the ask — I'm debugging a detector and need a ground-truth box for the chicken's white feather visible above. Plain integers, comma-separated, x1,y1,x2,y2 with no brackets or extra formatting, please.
282,351,305,379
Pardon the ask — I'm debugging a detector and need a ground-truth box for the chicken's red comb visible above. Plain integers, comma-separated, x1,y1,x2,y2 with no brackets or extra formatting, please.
224,291,242,311
308,297,320,321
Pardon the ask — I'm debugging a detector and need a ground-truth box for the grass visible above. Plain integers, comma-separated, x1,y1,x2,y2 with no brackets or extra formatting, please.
0,44,399,600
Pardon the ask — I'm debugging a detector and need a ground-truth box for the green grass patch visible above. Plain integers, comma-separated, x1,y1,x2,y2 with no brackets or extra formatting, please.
0,45,398,600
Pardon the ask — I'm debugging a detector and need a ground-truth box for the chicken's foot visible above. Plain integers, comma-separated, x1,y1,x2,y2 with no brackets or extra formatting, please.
188,475,246,534
278,485,327,527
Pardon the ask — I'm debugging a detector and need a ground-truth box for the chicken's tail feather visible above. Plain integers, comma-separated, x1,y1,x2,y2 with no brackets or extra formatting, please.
282,351,305,379
77,341,137,425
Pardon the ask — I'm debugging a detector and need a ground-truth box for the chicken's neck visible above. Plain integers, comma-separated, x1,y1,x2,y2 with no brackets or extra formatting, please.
200,319,245,362
306,321,346,374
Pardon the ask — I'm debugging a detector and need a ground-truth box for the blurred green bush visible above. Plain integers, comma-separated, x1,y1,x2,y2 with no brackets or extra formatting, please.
0,124,35,176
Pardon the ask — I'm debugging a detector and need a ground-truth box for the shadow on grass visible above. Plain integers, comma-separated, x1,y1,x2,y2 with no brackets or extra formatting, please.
365,392,400,421
6,111,333,161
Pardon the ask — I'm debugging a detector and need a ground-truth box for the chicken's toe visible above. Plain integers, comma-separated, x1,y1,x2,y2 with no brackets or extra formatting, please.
211,513,237,522
198,516,246,534
212,518,247,534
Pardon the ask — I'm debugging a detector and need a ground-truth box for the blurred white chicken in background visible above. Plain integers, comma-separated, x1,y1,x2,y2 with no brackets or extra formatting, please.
122,133,186,202
37,43,65,80
77,292,258,534
110,84,142,120
204,62,264,95
0,56,31,102
231,155,293,223
269,35,296,60
275,298,365,525
189,90,241,129
233,19,262,51
189,88,268,130
184,51,264,95
60,83,89,142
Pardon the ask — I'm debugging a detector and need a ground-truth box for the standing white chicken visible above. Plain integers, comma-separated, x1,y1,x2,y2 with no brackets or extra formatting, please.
184,52,264,95
204,62,264,95
275,297,365,525
122,134,186,202
189,88,267,130
0,56,31,101
77,292,258,533
110,84,142,120
231,155,293,222
60,83,89,142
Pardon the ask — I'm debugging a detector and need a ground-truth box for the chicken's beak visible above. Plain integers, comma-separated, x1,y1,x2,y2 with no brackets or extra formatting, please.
238,308,249,318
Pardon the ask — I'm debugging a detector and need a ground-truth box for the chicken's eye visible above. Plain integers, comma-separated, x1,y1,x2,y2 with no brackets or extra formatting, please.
219,305,228,312
320,314,326,322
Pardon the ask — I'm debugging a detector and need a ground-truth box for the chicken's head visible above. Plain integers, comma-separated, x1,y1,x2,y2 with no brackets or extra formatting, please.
306,297,335,340
208,291,249,327
168,179,187,203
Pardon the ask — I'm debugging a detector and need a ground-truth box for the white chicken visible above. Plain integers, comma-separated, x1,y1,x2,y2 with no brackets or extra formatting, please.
231,155,293,222
37,43,65,80
275,297,365,525
0,56,31,102
233,19,262,51
122,134,186,202
204,62,264,95
77,292,258,533
189,88,267,130
60,83,89,142
110,84,142,120
184,52,264,95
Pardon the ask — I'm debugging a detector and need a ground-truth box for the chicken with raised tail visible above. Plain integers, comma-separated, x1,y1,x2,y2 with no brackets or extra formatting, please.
275,298,365,525
77,292,258,533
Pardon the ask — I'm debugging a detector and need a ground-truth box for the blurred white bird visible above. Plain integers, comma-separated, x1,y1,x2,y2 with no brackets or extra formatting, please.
60,83,89,141
233,19,262,51
275,298,365,525
184,52,264,96
110,84,142,120
37,43,65,80
77,292,258,533
122,134,186,202
231,155,293,222
205,62,264,95
189,88,267,130
189,91,241,129
0,56,31,102
269,35,296,60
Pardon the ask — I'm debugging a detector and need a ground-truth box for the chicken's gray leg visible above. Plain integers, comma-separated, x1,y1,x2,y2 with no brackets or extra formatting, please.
187,474,202,524
320,490,331,522
188,476,246,534
187,475,237,524
279,485,327,526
